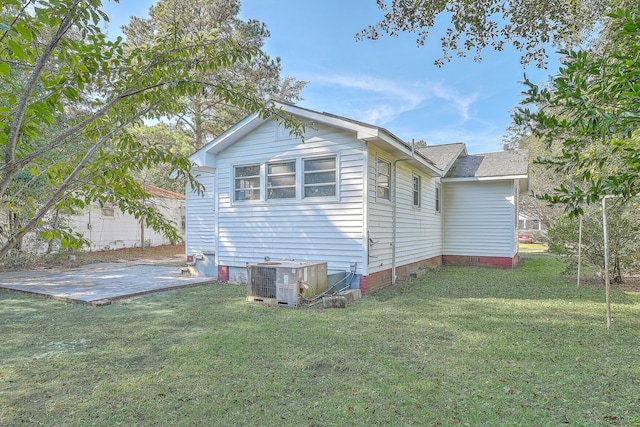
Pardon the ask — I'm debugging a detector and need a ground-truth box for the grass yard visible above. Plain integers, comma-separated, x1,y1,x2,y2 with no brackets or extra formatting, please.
518,242,548,253
1,255,639,426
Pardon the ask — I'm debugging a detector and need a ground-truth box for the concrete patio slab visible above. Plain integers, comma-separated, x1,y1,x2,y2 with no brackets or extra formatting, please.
0,260,214,304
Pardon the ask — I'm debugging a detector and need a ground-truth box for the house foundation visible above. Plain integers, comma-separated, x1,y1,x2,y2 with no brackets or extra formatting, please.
360,256,442,296
442,255,519,269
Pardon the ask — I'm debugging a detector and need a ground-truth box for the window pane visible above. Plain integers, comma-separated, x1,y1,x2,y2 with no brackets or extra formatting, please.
269,187,296,199
235,165,260,178
377,186,390,200
413,175,421,207
268,175,296,187
268,162,295,175
303,157,336,198
376,158,391,201
267,161,295,200
304,171,336,185
235,164,261,201
305,185,336,198
235,189,260,201
304,157,335,172
377,158,390,175
236,177,260,189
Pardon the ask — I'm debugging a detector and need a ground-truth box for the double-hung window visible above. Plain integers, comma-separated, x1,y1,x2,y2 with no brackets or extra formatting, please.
234,164,261,201
303,157,336,198
376,158,391,201
267,161,296,199
412,174,421,207
435,185,441,212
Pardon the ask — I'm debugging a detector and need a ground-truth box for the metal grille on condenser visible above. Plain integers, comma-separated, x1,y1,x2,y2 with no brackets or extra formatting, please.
249,266,276,298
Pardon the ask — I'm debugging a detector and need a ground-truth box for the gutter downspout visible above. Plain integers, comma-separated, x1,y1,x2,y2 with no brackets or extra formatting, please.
391,139,415,285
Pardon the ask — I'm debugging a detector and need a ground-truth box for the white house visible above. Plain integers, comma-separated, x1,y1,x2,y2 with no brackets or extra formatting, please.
2,185,186,254
186,102,528,295
67,184,186,251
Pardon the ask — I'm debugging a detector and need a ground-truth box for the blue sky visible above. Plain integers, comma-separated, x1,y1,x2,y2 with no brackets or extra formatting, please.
102,0,558,154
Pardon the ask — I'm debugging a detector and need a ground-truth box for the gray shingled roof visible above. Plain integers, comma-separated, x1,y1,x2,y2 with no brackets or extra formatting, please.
446,149,529,178
416,143,467,172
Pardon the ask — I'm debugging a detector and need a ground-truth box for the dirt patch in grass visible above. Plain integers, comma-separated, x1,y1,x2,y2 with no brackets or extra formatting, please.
0,244,185,272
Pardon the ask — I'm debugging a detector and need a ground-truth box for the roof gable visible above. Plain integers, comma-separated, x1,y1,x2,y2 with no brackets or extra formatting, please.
188,102,529,183
143,184,185,200
190,101,442,177
416,143,467,174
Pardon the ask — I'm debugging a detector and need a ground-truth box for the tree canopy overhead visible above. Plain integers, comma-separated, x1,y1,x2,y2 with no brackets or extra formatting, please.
0,0,301,257
122,0,306,150
516,5,640,214
358,0,624,68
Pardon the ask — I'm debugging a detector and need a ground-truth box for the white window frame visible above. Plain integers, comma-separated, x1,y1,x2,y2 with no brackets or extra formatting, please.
267,159,296,200
376,157,391,202
233,163,262,202
100,207,116,218
275,122,292,140
435,184,441,213
303,156,337,199
412,173,421,208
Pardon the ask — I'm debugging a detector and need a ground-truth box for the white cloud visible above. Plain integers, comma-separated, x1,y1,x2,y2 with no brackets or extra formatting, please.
303,73,479,125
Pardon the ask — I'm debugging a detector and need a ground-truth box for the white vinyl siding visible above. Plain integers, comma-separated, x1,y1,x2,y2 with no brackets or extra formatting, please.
215,121,366,274
367,150,442,274
186,172,216,256
443,180,517,257
66,197,185,253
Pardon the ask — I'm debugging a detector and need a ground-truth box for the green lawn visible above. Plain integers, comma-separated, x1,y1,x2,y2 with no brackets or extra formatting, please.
2,255,639,426
519,242,548,253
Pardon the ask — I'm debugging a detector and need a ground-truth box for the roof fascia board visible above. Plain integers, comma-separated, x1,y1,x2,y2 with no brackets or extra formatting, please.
188,111,262,163
442,174,528,182
277,103,381,139
192,166,217,174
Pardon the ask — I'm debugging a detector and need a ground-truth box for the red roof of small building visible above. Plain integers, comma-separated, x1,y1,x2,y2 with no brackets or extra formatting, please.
142,184,186,200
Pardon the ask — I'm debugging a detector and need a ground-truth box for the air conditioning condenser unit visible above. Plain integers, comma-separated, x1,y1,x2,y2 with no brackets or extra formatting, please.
247,260,328,307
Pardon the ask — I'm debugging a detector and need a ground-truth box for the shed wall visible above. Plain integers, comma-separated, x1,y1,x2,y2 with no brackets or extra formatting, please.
442,180,517,258
185,171,216,256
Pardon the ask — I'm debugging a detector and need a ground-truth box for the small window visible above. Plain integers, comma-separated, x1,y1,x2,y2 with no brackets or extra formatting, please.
275,122,292,140
376,158,391,201
435,185,441,212
304,157,336,198
412,174,421,207
234,164,261,201
268,160,296,199
101,207,115,218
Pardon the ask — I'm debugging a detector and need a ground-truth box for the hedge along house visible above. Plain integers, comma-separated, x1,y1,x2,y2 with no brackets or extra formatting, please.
186,102,528,295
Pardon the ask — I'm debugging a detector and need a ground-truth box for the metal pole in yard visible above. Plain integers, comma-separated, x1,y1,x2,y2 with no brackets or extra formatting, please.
577,216,582,288
141,216,145,252
602,196,612,329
